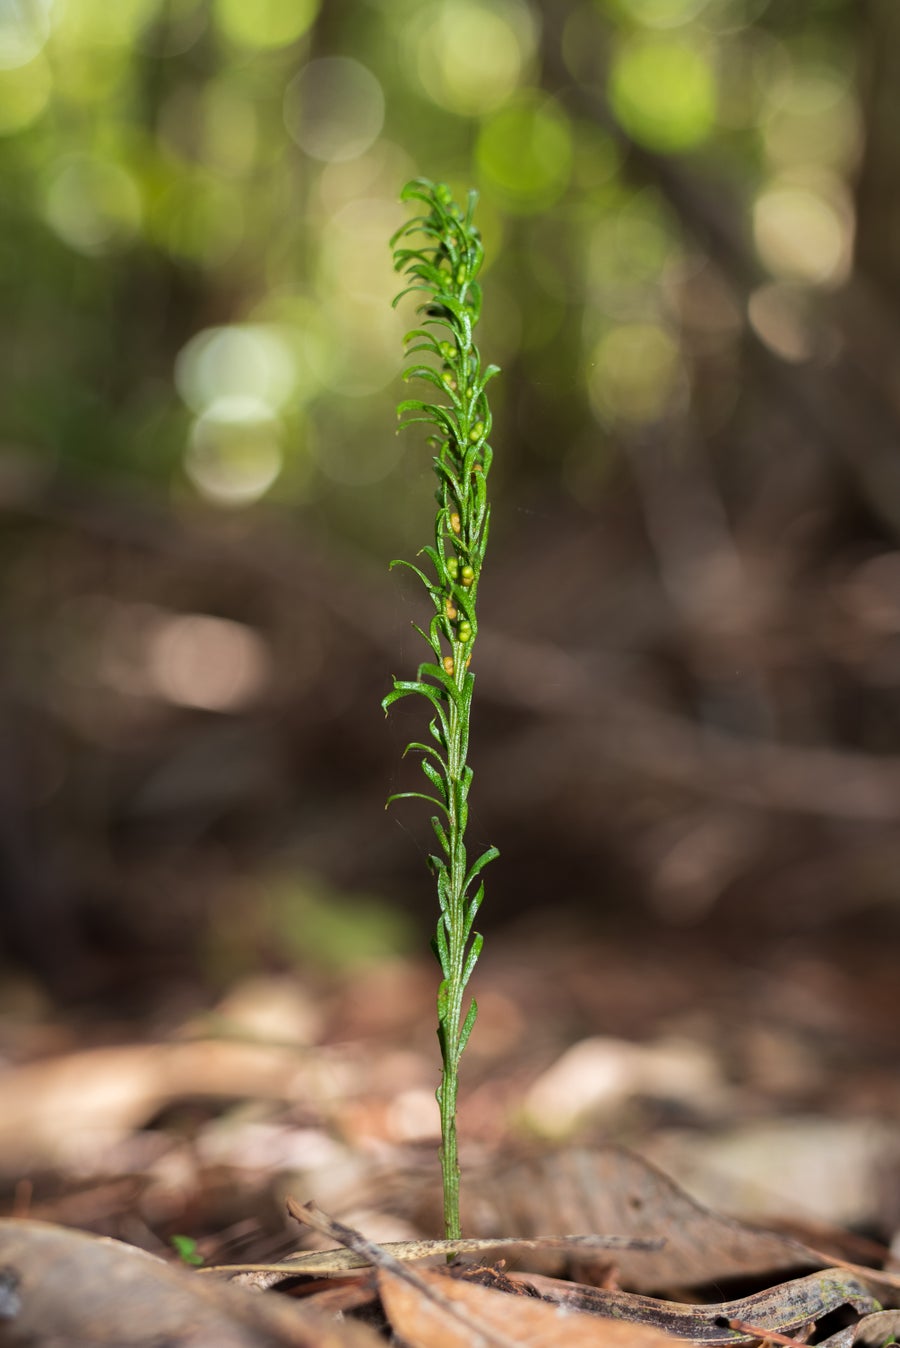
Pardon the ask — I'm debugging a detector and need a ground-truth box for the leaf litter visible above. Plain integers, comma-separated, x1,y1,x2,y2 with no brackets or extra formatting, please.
1,939,898,1348
4,1148,896,1347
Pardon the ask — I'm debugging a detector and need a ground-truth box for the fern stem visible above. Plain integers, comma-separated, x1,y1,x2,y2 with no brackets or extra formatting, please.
439,679,466,1239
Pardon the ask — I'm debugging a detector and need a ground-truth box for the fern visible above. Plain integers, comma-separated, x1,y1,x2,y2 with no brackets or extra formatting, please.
383,179,500,1240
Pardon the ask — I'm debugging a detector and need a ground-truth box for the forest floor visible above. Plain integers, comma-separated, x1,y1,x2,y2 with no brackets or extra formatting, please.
0,917,898,1346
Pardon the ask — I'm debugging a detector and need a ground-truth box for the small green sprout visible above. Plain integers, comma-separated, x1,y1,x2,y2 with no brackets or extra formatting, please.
383,178,500,1241
170,1234,204,1266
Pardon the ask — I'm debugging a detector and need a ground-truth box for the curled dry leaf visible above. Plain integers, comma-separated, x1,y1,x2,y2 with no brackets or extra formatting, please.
512,1267,882,1345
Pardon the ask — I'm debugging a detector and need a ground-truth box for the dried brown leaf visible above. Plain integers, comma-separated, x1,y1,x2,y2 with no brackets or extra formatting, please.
513,1267,882,1344
481,1149,825,1290
378,1265,677,1348
0,1042,323,1173
0,1218,381,1348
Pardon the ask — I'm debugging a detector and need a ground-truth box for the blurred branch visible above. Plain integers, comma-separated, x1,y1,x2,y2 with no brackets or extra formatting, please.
479,631,900,823
5,452,899,826
0,451,389,649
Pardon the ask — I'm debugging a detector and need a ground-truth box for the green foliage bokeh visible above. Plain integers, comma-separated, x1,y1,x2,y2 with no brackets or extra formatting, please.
0,0,860,556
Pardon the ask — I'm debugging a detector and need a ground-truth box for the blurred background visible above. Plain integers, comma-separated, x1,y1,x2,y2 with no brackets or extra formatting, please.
2,0,900,1016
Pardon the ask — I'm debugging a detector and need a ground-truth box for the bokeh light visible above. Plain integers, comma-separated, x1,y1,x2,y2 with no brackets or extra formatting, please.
145,613,272,712
316,138,415,219
214,0,319,51
175,326,298,417
185,397,284,507
747,283,816,363
314,197,407,397
609,34,717,152
762,63,860,172
476,92,572,212
56,0,161,48
49,43,125,105
408,0,536,116
321,196,403,305
43,154,142,255
284,58,384,163
2,0,899,1176
0,0,56,69
588,322,683,424
611,0,709,28
753,179,852,287
249,292,341,405
88,599,272,711
200,79,259,176
176,325,305,506
0,52,51,133
586,193,675,317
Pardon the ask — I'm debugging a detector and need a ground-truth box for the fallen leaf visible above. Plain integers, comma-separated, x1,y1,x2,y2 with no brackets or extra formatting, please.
524,1036,726,1136
0,1218,381,1347
378,1265,677,1348
283,1198,882,1348
0,1041,334,1172
479,1148,824,1290
512,1267,882,1344
648,1118,899,1231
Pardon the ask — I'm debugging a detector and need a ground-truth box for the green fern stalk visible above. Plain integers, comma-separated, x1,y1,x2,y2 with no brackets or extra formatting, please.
383,179,500,1241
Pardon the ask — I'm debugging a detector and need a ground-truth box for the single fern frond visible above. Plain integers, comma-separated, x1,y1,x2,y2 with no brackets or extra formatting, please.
383,179,500,1241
